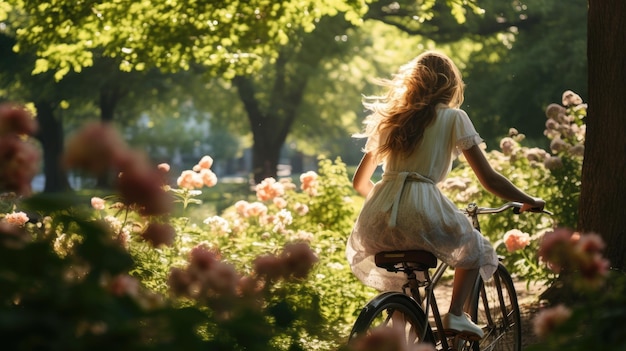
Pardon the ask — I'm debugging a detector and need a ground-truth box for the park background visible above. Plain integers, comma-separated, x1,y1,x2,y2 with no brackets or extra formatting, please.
1,1,625,350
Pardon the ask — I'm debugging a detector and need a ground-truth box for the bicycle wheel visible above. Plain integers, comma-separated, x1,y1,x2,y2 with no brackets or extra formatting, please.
469,263,521,351
349,292,435,347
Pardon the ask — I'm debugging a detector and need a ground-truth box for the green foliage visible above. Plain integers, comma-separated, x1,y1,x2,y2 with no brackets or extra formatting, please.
4,0,369,80
525,230,626,351
0,155,374,350
0,193,211,351
463,0,587,146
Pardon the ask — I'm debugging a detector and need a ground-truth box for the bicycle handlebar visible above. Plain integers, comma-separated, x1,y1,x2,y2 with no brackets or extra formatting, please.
463,201,553,216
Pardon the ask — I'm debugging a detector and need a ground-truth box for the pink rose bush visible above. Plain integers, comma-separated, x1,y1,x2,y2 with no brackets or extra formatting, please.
0,103,360,350
527,227,626,351
538,228,609,288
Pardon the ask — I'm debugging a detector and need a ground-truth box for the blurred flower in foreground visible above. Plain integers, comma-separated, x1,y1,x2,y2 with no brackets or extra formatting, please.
0,103,40,196
349,325,436,351
0,221,31,248
0,103,38,136
533,304,572,339
141,222,176,247
63,122,130,175
253,242,319,281
116,160,173,216
538,228,610,288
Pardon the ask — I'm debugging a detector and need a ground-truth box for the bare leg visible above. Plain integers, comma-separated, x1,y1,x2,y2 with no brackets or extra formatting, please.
448,267,479,315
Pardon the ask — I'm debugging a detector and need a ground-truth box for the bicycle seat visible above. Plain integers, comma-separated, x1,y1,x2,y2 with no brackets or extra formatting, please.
375,250,438,272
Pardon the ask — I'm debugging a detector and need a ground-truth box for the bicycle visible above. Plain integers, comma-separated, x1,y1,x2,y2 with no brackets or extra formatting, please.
348,202,552,351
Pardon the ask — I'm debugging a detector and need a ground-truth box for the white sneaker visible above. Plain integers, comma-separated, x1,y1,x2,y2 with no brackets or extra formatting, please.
442,312,484,340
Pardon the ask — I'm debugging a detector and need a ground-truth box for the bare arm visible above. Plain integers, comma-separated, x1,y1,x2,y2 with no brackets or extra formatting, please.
462,145,545,211
352,152,378,197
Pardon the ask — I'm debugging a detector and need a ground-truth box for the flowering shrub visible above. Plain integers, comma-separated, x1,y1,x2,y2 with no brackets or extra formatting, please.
440,90,586,285
0,103,374,350
527,229,626,351
0,103,40,196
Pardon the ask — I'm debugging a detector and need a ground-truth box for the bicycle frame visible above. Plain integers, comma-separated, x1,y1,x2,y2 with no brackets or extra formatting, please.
350,201,548,350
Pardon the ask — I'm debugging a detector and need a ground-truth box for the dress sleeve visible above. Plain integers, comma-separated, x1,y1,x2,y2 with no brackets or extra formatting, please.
452,109,483,156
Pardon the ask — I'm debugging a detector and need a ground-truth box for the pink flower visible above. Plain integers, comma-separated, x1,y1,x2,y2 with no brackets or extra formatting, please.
157,163,170,172
568,144,584,157
271,196,286,209
545,103,567,120
199,168,218,187
503,229,531,252
543,156,563,170
255,177,285,201
108,274,140,298
524,147,549,162
562,90,583,106
533,304,572,338
499,137,517,156
294,202,309,216
349,326,435,351
281,242,319,279
168,267,193,296
0,102,38,136
538,228,575,273
63,122,130,176
91,197,106,210
245,202,268,217
539,229,610,286
253,254,287,281
576,232,605,254
0,136,41,195
549,138,569,154
204,261,240,295
189,244,219,271
116,164,173,216
0,222,31,248
195,155,213,170
234,200,249,216
300,171,319,196
177,170,203,190
141,222,176,247
4,211,29,226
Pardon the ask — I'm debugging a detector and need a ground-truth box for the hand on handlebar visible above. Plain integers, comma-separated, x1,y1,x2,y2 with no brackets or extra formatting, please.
520,197,545,213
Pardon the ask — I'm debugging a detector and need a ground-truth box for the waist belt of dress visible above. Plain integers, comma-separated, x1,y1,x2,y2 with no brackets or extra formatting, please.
382,171,435,227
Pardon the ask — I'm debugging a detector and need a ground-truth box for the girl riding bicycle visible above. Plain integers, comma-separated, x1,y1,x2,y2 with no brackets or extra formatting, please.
347,50,545,339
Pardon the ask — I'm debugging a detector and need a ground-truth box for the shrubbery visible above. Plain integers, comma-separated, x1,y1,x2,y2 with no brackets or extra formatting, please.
2,90,623,351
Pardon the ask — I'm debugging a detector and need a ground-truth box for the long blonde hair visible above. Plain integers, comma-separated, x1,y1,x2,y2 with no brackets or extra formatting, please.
357,50,465,163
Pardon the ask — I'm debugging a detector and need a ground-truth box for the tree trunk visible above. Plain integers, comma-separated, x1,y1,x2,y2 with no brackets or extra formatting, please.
233,70,307,184
579,0,626,270
34,101,71,193
95,85,122,189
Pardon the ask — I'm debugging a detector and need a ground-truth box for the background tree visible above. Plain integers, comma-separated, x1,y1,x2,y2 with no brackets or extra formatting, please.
463,0,587,147
579,0,626,270
1,0,589,186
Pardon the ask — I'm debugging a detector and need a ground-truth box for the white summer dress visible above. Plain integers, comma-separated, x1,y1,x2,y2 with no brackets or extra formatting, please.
346,107,498,291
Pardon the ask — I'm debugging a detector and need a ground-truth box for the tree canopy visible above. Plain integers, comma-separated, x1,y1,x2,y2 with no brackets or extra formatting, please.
1,0,369,80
